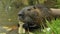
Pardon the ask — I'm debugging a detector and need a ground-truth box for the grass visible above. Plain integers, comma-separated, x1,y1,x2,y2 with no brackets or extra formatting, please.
51,19,60,34
38,19,60,34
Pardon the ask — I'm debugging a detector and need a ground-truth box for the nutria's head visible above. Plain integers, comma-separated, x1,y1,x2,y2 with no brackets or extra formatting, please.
18,5,52,32
18,6,42,24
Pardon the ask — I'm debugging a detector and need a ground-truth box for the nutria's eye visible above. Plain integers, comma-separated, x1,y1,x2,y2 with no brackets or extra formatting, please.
27,9,31,11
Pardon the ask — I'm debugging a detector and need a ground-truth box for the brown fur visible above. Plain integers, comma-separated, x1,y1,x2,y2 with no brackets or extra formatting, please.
18,4,54,32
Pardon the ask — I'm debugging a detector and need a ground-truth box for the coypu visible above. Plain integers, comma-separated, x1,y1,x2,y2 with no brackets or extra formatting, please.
18,4,54,32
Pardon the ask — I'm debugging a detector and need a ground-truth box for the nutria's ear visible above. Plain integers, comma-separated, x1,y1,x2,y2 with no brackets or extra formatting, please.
33,6,36,9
